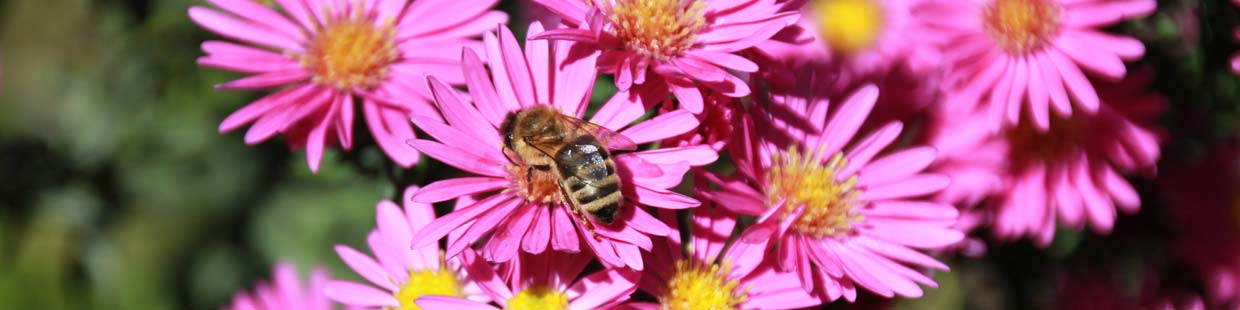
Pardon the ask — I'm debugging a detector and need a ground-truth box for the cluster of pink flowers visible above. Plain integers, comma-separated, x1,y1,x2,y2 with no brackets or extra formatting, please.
186,0,1224,308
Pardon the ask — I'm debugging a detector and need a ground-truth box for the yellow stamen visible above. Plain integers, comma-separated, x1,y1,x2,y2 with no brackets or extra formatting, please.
982,0,1061,55
767,146,864,239
299,9,398,90
393,267,464,310
661,259,747,310
609,0,707,60
813,0,884,55
507,286,569,310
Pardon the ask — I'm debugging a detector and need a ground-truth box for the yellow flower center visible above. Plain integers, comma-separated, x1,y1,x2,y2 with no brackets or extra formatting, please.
507,286,569,310
661,259,746,310
766,146,864,239
813,0,884,55
982,0,1061,55
609,0,707,60
299,12,398,90
393,268,464,310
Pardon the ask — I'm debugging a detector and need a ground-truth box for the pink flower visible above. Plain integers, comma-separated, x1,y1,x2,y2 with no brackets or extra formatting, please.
701,85,962,301
225,261,332,310
529,0,800,113
916,0,1154,130
619,204,821,309
969,72,1164,246
414,251,641,310
189,0,507,172
325,186,491,309
406,23,718,270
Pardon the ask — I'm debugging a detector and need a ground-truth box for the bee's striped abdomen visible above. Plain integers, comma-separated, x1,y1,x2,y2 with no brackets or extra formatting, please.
556,136,623,224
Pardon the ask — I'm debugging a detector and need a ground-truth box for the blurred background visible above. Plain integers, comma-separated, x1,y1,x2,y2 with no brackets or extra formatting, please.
0,0,1237,309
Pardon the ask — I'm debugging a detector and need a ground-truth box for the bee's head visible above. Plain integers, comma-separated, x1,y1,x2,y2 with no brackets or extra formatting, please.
501,111,518,150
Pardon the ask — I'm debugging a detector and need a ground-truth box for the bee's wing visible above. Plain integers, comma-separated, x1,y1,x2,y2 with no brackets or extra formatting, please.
560,114,638,151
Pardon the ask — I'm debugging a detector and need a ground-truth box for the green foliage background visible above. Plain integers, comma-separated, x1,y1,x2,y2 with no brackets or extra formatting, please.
0,0,1236,309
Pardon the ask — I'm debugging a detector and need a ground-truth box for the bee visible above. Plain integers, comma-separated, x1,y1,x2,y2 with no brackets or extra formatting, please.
501,105,636,224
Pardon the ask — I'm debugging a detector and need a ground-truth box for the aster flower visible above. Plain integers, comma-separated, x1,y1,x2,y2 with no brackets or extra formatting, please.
325,186,491,309
406,23,718,270
225,261,332,310
189,0,507,171
990,73,1162,245
528,0,800,113
916,0,1154,130
620,204,820,310
414,251,641,310
700,85,961,301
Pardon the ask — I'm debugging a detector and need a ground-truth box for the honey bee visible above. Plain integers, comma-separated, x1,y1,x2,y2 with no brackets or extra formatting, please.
501,105,636,224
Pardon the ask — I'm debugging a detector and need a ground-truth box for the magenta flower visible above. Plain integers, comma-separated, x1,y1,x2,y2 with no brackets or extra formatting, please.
916,0,1154,130
619,205,820,310
528,0,799,113
225,261,332,310
953,73,1164,246
406,23,718,270
414,251,641,310
189,0,507,172
701,85,961,301
325,186,490,309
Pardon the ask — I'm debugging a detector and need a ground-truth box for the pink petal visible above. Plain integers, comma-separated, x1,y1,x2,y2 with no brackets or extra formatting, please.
618,110,700,144
461,48,509,127
497,26,537,107
415,296,497,310
550,204,582,252
856,147,936,186
207,0,305,41
411,194,513,249
365,102,421,168
413,177,509,203
819,85,879,155
406,139,507,177
215,70,311,90
335,245,396,291
567,268,641,310
686,50,758,72
521,206,553,254
325,280,399,307
188,7,304,52
1047,50,1100,112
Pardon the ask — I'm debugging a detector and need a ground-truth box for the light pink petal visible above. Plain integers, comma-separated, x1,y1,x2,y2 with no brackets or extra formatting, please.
325,280,399,307
551,38,600,114
858,174,950,201
670,83,704,114
855,236,950,270
1054,33,1127,78
592,90,649,131
335,245,397,291
686,50,758,72
458,49,508,127
551,204,582,252
1047,50,1100,112
411,194,512,249
367,230,412,282
365,102,421,167
819,85,879,155
188,7,304,52
219,84,312,132
207,0,305,41
863,221,964,249
529,28,598,43
406,140,507,177
567,268,640,310
856,147,936,186
521,205,553,254
497,26,537,107
305,99,337,173
215,70,311,90
864,200,958,221
415,296,497,310
410,115,502,160
632,186,700,209
618,110,700,144
838,123,903,182
413,177,509,203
